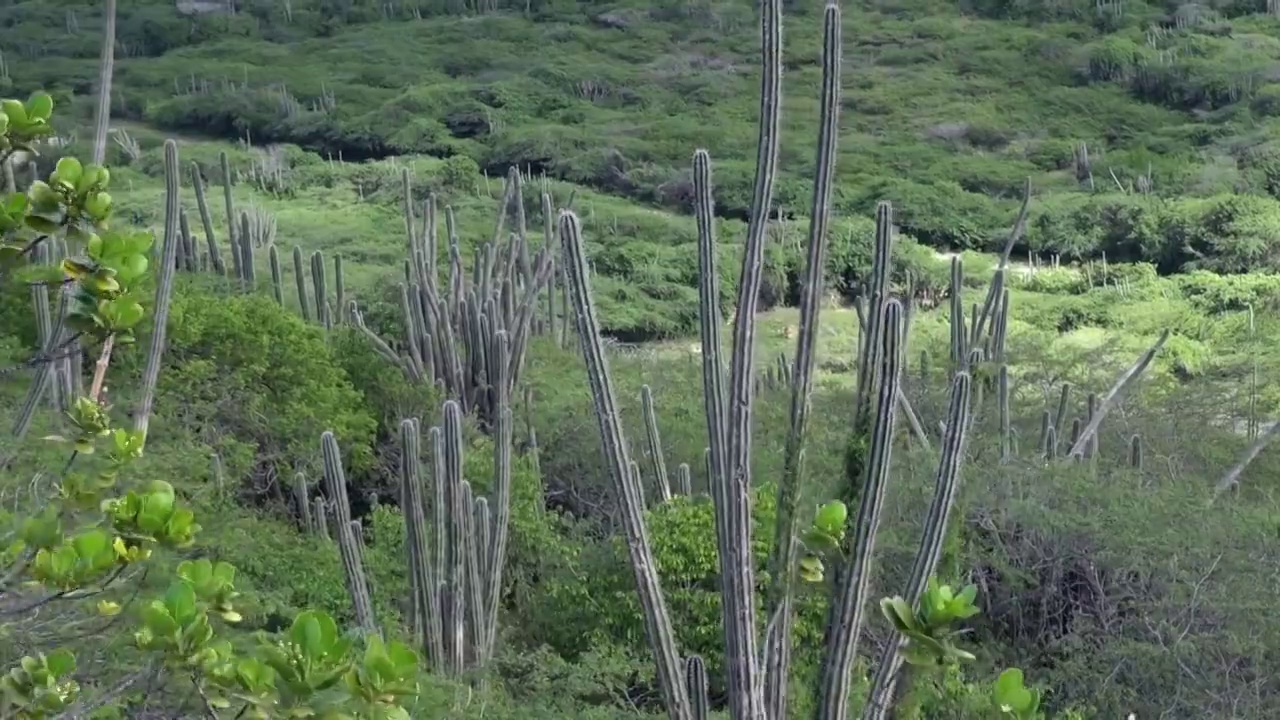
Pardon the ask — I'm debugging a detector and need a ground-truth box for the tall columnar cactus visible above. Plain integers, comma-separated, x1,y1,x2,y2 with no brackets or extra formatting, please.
712,0,783,703
239,212,256,289
219,150,237,259
640,385,673,504
313,497,329,539
399,418,432,660
335,253,346,325
461,480,486,659
441,401,467,675
1130,434,1143,470
676,463,692,497
311,250,328,327
559,210,691,720
1066,330,1170,459
321,431,376,633
12,289,70,439
863,372,974,719
482,332,513,660
1053,382,1071,437
91,0,116,165
685,656,709,720
133,140,181,439
998,364,1011,461
292,245,311,322
268,244,284,305
949,256,965,369
816,300,906,720
764,5,842,714
294,471,311,532
191,162,225,276
1045,426,1058,460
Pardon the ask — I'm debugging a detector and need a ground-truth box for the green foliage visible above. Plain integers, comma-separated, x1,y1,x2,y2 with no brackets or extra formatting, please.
0,93,418,720
159,287,377,492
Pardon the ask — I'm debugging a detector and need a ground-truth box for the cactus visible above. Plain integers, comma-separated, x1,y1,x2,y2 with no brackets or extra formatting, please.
764,5,841,714
482,332,513,660
268,245,284,305
219,150,237,261
440,402,467,675
399,418,429,652
949,256,965,369
863,372,974,719
685,656,709,720
321,431,376,633
998,364,1010,461
428,425,447,668
461,480,486,660
292,245,310,322
1067,331,1170,459
1130,434,1143,470
640,385,673,503
313,497,329,539
133,140,181,439
335,253,346,324
12,290,70,439
676,463,692,497
191,163,225,276
816,300,906,720
559,209,691,720
1045,426,1058,460
294,471,311,532
1053,382,1071,437
239,212,256,289
311,250,327,327
91,0,115,165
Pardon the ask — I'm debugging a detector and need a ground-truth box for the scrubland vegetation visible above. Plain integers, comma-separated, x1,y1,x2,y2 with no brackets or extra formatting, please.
3,0,1280,717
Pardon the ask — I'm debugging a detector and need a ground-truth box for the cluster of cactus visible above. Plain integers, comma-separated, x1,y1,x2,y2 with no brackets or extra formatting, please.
546,0,1176,716
355,167,555,428
310,337,518,671
184,150,282,291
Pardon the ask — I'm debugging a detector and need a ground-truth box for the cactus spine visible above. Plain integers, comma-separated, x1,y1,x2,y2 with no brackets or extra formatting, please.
321,431,376,633
133,140,181,439
640,385,672,503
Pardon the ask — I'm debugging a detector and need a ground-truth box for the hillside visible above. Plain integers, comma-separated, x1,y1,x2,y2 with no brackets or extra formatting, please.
3,0,1280,719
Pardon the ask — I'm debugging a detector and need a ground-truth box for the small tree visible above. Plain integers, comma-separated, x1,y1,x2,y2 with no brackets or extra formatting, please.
0,91,420,719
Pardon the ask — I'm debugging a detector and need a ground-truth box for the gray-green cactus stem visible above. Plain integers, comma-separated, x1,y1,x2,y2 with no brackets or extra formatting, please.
133,140,181,440
560,209,692,720
816,299,905,720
